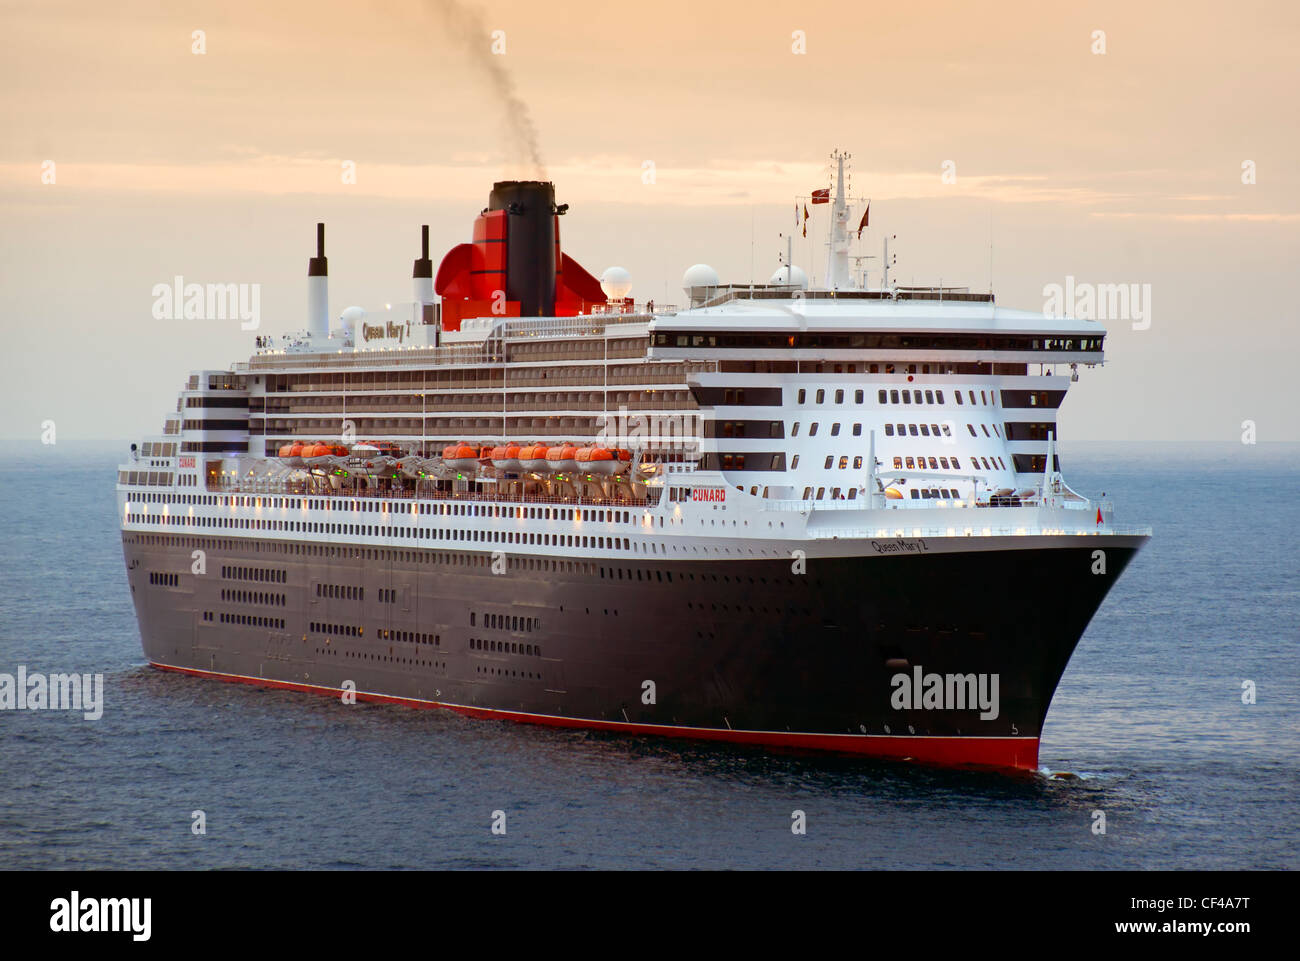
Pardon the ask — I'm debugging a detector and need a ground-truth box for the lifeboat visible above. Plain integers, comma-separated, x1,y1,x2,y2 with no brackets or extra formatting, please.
442,443,482,474
884,486,904,500
491,443,524,472
576,446,631,476
302,442,337,466
278,440,307,468
519,444,550,473
546,443,579,473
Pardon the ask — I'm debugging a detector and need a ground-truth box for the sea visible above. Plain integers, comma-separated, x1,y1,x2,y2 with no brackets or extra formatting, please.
1,441,1295,870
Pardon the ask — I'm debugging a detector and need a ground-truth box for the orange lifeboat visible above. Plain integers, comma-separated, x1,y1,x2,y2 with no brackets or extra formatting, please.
490,443,524,472
277,442,304,468
302,442,336,465
576,446,629,476
884,486,903,500
519,444,550,473
442,442,481,473
546,443,579,473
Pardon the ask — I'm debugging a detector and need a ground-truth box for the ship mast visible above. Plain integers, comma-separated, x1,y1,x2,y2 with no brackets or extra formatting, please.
827,149,853,290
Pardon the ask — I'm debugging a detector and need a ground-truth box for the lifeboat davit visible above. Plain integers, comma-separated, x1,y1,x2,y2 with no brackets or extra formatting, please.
546,443,579,473
491,443,524,472
576,446,631,476
519,444,550,473
443,443,482,474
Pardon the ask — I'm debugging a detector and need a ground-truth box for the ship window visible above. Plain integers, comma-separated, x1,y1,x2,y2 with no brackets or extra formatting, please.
853,456,863,469
910,489,920,499
928,457,938,469
838,456,848,469
802,487,812,499
951,457,961,469
967,424,977,437
969,391,977,404
905,457,915,469
955,392,963,405
816,487,825,500
890,390,899,404
815,389,825,403
831,423,841,436
940,457,950,469
831,487,841,499
791,455,800,469
893,457,902,469
884,424,894,436
901,392,910,404
913,390,922,404
878,390,887,404
852,424,861,436
824,456,833,469
855,390,864,403
809,423,819,436
920,424,930,436
981,391,987,404
835,390,844,403
936,391,944,404
908,424,918,436
982,425,990,436
925,391,934,404
941,424,951,437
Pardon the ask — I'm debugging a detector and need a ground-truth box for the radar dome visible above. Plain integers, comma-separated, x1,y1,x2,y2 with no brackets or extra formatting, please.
682,263,720,295
339,306,366,327
769,264,809,290
600,266,632,300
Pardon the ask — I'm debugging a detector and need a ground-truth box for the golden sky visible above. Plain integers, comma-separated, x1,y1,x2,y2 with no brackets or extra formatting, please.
2,0,1298,440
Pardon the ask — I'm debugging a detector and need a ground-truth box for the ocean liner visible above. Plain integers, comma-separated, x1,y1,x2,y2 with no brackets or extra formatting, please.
118,156,1149,771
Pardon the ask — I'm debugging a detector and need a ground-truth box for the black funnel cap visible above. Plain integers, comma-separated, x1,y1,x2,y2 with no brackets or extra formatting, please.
308,222,327,277
413,224,432,279
489,181,556,317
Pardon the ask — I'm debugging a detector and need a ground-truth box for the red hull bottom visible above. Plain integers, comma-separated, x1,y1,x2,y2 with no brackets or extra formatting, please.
150,662,1042,773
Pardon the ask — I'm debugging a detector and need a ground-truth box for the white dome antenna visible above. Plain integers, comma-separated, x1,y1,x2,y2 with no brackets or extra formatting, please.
769,264,809,290
600,266,632,300
682,264,719,306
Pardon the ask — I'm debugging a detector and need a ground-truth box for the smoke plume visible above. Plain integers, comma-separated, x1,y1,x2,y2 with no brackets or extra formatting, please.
427,0,546,178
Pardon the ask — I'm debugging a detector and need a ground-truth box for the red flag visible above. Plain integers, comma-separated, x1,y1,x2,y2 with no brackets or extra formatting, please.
803,204,809,221
802,220,807,238
1095,507,1103,526
811,188,830,204
857,202,870,239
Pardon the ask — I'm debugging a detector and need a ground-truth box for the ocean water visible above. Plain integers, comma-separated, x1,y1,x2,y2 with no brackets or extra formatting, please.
0,440,1295,870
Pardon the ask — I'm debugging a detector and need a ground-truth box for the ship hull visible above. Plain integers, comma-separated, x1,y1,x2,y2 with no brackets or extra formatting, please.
123,532,1141,771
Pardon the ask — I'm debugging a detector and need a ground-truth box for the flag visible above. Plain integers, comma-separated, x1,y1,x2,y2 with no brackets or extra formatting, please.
811,188,830,204
794,202,799,226
802,220,807,238
857,202,870,239
803,204,809,221
1095,507,1103,526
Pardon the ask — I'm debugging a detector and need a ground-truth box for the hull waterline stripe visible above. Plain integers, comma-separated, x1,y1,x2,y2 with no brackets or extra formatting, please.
149,661,1041,771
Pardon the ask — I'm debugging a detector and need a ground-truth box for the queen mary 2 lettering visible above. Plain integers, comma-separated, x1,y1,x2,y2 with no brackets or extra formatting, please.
116,157,1149,772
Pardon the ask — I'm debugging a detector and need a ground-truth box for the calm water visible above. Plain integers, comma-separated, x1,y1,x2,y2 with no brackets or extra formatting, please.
1,441,1296,870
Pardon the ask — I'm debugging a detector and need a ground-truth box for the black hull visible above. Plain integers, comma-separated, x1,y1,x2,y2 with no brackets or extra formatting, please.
123,532,1140,770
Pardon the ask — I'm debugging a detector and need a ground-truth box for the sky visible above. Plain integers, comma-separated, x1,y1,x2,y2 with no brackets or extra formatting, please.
1,0,1297,442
